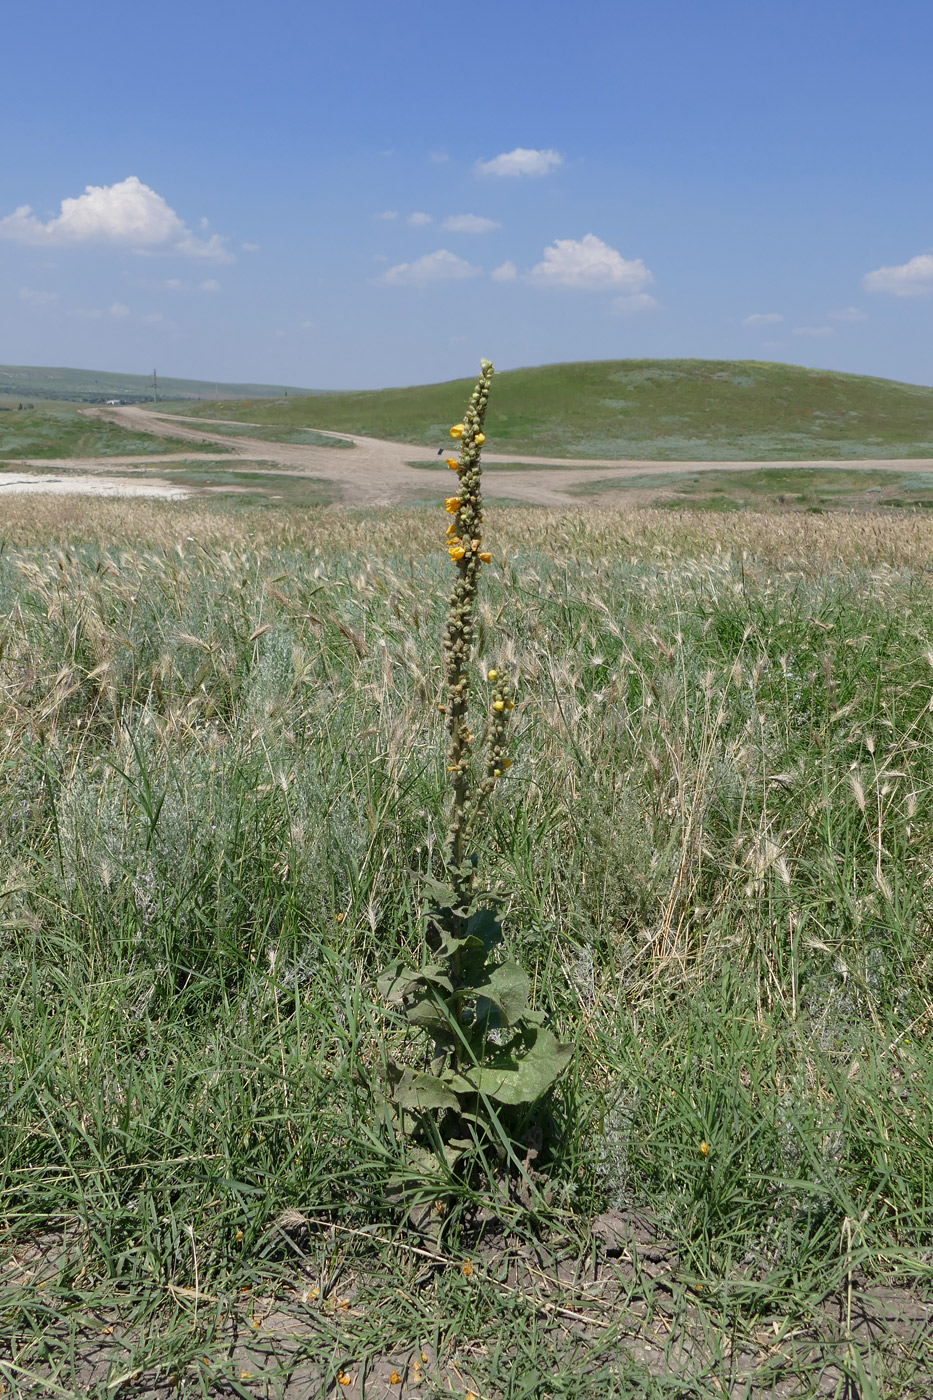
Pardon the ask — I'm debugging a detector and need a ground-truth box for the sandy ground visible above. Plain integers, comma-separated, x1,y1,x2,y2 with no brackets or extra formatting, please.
3,404,932,505
0,470,188,499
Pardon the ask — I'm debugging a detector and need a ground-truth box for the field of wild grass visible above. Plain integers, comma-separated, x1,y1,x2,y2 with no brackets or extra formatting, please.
4,496,933,1396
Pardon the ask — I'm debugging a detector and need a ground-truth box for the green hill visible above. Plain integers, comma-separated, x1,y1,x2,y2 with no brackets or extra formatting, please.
172,359,933,460
0,364,311,407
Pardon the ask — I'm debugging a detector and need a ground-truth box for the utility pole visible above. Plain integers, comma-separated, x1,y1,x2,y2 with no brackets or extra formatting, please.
152,369,158,403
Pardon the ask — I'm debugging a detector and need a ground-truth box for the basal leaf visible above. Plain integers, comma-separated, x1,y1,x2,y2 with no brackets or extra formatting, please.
393,1070,461,1113
456,1027,574,1107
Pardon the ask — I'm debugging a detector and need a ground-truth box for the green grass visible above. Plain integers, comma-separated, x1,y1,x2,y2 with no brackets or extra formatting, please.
0,407,228,460
3,498,933,1394
171,358,933,460
567,464,933,511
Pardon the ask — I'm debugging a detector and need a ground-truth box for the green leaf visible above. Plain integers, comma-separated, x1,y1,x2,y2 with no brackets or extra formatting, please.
466,961,530,1027
393,1070,461,1113
405,993,456,1033
465,906,503,951
377,960,423,1004
456,1027,574,1107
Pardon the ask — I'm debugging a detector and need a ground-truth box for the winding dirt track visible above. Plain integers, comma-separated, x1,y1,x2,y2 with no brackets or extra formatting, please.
8,404,933,507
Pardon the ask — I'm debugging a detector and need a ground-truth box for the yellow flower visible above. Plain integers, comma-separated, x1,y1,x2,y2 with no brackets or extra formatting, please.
444,497,460,513
487,669,498,681
475,433,485,445
449,546,466,561
493,700,505,712
446,457,459,470
389,1371,402,1385
479,552,491,564
337,1373,353,1387
449,424,464,438
505,700,514,710
501,759,512,769
462,1260,473,1277
700,1141,709,1156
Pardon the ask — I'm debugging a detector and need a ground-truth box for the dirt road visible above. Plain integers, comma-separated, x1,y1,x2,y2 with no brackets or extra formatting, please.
7,404,933,506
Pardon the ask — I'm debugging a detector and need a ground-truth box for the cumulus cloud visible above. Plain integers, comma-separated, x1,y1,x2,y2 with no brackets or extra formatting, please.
0,176,232,261
443,214,500,234
610,292,660,315
863,254,933,297
381,249,481,286
475,147,563,178
407,211,432,227
527,234,652,292
491,261,518,282
743,312,783,326
793,325,834,338
828,306,868,322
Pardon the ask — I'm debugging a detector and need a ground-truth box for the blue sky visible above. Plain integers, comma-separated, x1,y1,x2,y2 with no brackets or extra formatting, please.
1,0,931,389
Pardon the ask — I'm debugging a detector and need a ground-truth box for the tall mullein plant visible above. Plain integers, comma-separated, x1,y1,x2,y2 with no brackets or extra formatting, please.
378,361,572,1171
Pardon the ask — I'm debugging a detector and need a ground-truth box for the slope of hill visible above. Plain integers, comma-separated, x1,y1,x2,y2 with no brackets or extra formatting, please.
171,359,933,460
0,365,311,406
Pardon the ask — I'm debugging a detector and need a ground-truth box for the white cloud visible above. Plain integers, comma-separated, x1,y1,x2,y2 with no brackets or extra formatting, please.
19,287,58,306
475,147,563,178
164,278,183,289
429,150,449,165
793,325,834,338
527,234,652,292
407,211,432,227
443,214,500,234
241,242,260,253
491,261,518,282
199,279,220,292
828,306,868,322
743,312,783,326
610,292,659,315
299,319,314,330
0,176,232,261
110,302,130,318
143,312,164,323
863,254,933,297
381,249,481,286
375,209,398,221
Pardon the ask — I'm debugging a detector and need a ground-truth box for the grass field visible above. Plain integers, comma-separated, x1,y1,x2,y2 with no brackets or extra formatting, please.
2,492,933,1395
166,358,933,460
0,407,228,461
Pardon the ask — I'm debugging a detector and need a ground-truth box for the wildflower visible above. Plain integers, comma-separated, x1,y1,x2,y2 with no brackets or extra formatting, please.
446,522,458,537
449,423,464,438
389,1371,402,1385
487,669,498,681
493,700,505,712
337,1373,353,1387
449,546,466,561
335,912,344,924
479,552,491,563
700,1141,709,1156
234,1229,244,1242
446,457,459,470
445,497,460,513
462,1260,473,1277
475,432,485,445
